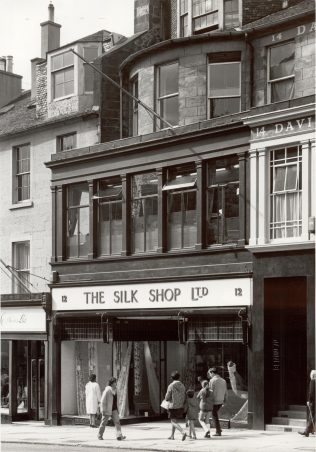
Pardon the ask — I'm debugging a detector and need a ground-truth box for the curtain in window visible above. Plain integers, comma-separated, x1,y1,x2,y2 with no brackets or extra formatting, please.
68,189,82,235
134,342,144,396
143,342,160,414
117,342,132,418
88,342,98,376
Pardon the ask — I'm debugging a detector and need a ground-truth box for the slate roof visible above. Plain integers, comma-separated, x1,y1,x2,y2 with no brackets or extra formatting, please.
242,0,315,32
0,91,97,139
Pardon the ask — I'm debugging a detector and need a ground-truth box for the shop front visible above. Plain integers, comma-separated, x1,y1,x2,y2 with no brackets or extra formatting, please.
1,293,51,423
52,277,252,425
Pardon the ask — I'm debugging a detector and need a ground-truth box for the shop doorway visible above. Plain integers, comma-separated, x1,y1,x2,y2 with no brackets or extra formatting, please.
30,341,45,420
264,277,307,422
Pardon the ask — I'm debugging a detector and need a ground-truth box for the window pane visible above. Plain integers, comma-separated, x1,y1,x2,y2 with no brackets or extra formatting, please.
111,203,122,255
285,165,297,190
79,207,89,257
210,97,240,117
271,78,294,102
84,65,94,92
145,198,158,251
180,14,189,37
274,167,286,192
209,62,240,97
159,63,178,96
168,192,182,249
132,173,158,197
160,96,179,126
64,67,74,82
64,80,74,96
183,191,197,247
224,0,239,27
270,42,295,80
60,133,76,151
68,183,89,207
63,51,74,67
51,54,63,71
83,47,98,61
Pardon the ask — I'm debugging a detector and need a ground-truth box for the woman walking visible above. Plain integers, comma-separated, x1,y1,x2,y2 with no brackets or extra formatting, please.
85,374,101,428
164,370,187,441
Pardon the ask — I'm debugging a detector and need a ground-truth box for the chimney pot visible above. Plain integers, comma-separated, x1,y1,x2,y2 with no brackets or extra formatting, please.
6,56,13,73
48,2,54,21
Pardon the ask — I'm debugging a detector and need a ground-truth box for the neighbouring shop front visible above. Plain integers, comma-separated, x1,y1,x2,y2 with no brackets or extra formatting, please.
51,277,252,425
1,293,51,423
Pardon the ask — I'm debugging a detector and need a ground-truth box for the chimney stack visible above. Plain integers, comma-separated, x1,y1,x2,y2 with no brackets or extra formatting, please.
6,56,13,73
40,2,61,59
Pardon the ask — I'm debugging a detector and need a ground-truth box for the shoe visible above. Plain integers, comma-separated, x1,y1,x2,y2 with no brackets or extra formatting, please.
182,433,187,441
91,425,97,428
98,436,103,440
213,432,221,436
204,431,210,438
168,436,175,440
117,435,126,440
298,431,309,437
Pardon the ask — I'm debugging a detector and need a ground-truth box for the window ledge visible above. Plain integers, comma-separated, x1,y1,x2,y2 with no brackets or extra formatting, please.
52,94,75,102
246,241,315,253
10,200,33,210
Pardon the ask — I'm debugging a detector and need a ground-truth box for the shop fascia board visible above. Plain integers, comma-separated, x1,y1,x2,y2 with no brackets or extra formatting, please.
246,241,315,254
242,103,315,127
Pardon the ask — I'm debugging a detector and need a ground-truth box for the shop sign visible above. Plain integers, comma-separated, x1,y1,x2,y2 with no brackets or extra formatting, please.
0,307,47,332
52,278,252,311
252,116,314,140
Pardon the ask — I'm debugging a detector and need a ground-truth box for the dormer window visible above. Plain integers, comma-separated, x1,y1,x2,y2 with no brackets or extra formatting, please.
192,0,219,34
51,50,74,99
83,47,98,93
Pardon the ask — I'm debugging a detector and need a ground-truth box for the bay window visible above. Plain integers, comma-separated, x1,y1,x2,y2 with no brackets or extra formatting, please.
97,178,122,256
192,0,219,34
67,183,89,258
132,173,158,253
156,62,179,128
163,164,197,249
51,50,74,99
180,0,189,37
268,41,295,103
207,156,239,245
131,75,139,136
208,55,241,118
270,146,302,239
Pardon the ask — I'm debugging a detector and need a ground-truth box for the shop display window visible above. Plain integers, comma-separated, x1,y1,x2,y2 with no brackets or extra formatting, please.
16,341,28,413
132,173,158,253
1,340,9,413
206,156,240,245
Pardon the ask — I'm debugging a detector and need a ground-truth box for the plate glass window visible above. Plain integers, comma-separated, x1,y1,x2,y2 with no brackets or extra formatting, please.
157,62,179,128
15,144,30,202
132,173,158,253
67,183,90,258
206,156,239,245
208,61,241,117
51,50,74,99
163,164,197,250
97,178,122,256
12,241,30,293
83,47,98,92
268,42,295,103
270,146,302,239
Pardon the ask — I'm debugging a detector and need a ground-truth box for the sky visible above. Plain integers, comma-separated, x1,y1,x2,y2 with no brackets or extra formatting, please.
0,0,135,90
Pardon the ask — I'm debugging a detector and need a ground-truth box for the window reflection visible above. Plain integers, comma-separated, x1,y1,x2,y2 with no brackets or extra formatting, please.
269,42,295,103
67,183,90,258
208,61,241,118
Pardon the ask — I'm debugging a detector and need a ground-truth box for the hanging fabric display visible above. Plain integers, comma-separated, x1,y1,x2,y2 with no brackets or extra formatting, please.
117,342,132,418
113,341,122,379
88,341,98,376
182,342,196,389
144,341,160,414
75,342,86,415
134,342,144,396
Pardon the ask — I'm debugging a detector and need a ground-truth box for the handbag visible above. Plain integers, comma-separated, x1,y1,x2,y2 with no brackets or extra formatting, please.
160,399,170,410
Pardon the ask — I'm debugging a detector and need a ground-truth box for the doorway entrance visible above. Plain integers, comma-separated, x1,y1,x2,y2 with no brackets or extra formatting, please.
264,277,307,422
30,341,45,420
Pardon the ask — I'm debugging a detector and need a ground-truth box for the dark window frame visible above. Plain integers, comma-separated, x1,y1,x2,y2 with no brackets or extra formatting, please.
57,132,77,152
66,183,90,259
51,50,74,100
156,61,179,129
12,241,30,294
14,143,30,203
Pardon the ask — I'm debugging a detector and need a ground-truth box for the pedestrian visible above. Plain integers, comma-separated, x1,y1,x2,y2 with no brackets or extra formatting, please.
164,370,187,441
197,379,213,438
85,374,101,428
299,369,315,437
184,389,199,439
208,367,228,436
98,377,126,441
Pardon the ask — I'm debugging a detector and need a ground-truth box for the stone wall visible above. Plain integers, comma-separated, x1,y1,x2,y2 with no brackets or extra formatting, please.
36,62,47,118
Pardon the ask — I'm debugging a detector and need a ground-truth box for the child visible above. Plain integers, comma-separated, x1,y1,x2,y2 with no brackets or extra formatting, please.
197,380,213,438
184,389,199,439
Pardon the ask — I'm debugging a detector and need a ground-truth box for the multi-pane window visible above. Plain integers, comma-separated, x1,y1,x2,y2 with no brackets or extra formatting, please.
180,0,189,37
51,50,74,99
270,146,302,239
14,144,30,202
12,241,30,294
97,178,122,256
132,173,158,253
163,164,197,249
57,132,77,152
67,183,89,258
268,41,295,103
224,0,239,28
83,47,98,92
208,55,241,118
131,76,139,136
156,62,179,128
192,0,219,34
206,156,239,245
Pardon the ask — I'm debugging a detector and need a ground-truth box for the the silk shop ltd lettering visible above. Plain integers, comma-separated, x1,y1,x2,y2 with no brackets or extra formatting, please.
149,288,181,302
84,291,106,304
113,290,139,303
0,313,27,325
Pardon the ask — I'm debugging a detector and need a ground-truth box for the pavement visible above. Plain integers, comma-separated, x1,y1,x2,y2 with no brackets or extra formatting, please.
1,420,316,452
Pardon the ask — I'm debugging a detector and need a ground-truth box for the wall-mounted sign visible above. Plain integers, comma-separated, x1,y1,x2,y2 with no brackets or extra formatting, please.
260,22,315,46
251,116,314,141
52,278,252,311
0,307,47,333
